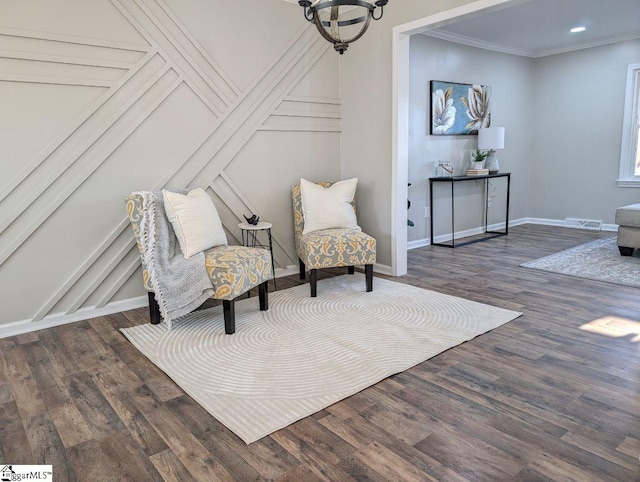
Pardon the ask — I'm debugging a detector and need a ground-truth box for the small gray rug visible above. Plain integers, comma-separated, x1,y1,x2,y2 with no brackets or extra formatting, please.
520,236,640,288
120,274,521,444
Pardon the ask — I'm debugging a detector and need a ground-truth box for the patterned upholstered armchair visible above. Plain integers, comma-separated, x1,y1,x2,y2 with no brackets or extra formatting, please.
292,181,376,297
125,193,272,334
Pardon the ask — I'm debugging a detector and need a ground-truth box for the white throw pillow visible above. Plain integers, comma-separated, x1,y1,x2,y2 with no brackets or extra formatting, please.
163,188,227,259
300,178,360,235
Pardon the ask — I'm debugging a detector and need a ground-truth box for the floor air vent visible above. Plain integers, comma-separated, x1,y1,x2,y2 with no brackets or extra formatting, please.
564,218,603,230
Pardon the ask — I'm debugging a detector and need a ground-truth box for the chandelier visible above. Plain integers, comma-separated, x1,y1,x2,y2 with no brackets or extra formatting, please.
298,0,389,55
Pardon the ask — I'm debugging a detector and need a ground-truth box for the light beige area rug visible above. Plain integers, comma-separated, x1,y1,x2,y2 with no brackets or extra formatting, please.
120,274,521,444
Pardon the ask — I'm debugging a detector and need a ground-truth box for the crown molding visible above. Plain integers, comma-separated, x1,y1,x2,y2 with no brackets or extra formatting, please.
421,29,532,57
422,28,640,59
532,31,640,58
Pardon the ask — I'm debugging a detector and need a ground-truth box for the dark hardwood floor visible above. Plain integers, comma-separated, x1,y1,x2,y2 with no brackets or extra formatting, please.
1,224,639,481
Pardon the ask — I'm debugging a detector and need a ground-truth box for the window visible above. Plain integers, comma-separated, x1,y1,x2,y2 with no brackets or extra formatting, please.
618,63,640,187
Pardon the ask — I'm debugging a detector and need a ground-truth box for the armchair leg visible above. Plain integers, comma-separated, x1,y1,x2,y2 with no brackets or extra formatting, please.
148,292,161,325
259,281,268,311
310,269,318,297
299,258,306,279
223,300,235,334
365,264,373,292
347,265,355,274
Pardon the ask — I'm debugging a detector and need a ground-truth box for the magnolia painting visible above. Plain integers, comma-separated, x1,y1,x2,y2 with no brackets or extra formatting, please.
430,80,491,135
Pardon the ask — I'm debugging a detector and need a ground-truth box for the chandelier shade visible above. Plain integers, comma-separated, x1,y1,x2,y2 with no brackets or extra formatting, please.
299,0,389,54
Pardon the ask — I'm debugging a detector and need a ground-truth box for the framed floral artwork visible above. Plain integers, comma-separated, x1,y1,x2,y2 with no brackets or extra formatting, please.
430,80,491,136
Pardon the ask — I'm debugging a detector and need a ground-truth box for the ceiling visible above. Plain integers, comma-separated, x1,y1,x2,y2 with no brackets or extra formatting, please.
423,0,640,58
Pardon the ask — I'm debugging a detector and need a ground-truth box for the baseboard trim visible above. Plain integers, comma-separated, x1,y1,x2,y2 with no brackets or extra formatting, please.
0,296,149,339
407,217,614,251
407,239,430,250
523,217,618,232
275,265,299,279
408,218,530,249
373,263,393,276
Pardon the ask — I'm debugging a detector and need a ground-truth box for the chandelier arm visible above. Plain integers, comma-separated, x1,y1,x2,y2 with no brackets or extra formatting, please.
338,13,372,44
320,15,367,27
304,8,314,22
373,0,388,19
298,1,314,22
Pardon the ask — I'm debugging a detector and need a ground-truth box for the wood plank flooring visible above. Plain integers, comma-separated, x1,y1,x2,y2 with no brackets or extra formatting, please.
1,224,639,481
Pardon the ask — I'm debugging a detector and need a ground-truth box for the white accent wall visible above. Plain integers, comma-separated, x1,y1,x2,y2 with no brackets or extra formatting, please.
0,0,343,332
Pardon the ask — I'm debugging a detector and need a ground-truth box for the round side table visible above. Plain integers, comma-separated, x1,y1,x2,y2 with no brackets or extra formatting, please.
238,221,276,289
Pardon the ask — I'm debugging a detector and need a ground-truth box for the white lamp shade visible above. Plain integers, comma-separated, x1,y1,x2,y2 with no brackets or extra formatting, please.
478,127,505,150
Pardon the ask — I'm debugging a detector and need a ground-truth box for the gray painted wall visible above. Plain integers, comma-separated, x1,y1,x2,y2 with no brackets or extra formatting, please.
530,39,640,222
407,35,533,243
408,35,640,244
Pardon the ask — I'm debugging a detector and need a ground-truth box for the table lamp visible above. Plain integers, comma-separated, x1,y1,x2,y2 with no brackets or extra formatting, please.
478,127,505,174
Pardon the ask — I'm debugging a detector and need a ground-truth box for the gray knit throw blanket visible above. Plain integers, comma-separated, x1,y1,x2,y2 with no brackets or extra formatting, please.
137,191,214,329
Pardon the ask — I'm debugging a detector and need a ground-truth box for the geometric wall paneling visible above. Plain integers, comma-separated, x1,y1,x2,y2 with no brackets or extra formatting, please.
186,33,331,187
189,37,334,270
0,28,148,86
54,231,142,316
0,63,188,323
153,32,334,269
0,52,162,214
112,0,238,116
0,2,150,45
210,174,298,272
0,28,158,332
219,127,341,271
0,25,161,324
0,0,344,335
208,176,254,235
0,59,180,267
159,0,308,93
147,0,242,106
261,99,341,132
27,80,219,322
0,84,105,187
205,186,244,245
111,0,331,190
87,243,144,311
190,35,333,190
30,219,141,322
0,28,153,202
52,82,216,305
107,2,326,274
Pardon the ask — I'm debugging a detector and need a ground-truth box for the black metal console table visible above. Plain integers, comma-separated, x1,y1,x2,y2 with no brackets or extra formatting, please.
429,172,511,248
